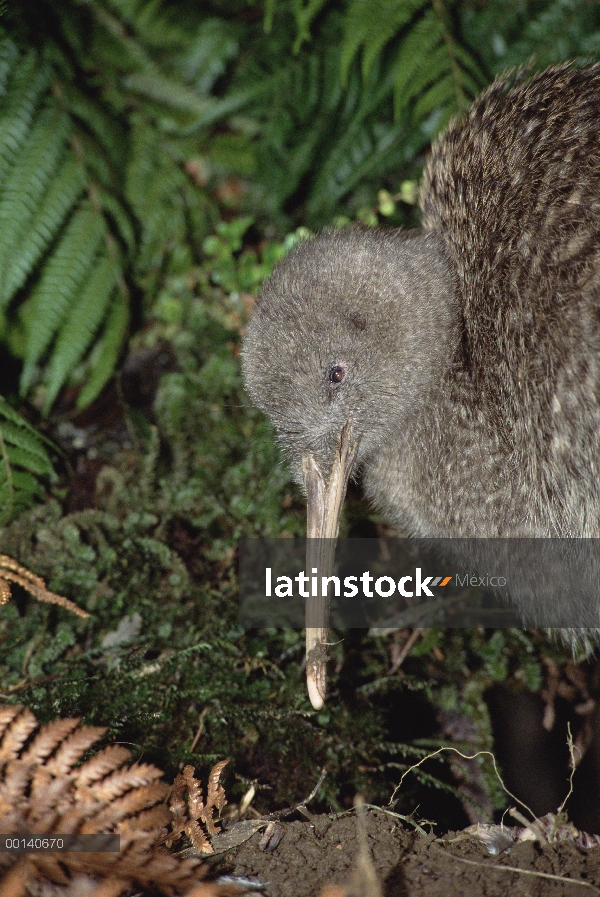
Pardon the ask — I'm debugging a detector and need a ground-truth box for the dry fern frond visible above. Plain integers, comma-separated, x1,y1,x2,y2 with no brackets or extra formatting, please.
0,705,238,896
168,762,229,854
0,555,89,619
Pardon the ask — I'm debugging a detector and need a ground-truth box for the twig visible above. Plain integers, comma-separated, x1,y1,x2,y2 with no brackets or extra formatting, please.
389,745,538,823
190,707,209,753
268,767,327,821
558,721,577,813
389,628,423,674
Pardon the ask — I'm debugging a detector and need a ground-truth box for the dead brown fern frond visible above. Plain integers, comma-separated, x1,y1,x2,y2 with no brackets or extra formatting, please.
0,705,237,896
168,761,229,854
0,555,89,618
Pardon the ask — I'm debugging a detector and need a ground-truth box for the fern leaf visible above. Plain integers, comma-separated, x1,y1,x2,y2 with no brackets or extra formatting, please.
305,57,404,217
391,10,445,114
0,47,51,186
392,8,481,121
0,398,52,464
43,255,119,413
94,187,136,256
0,703,232,894
0,108,77,308
292,0,329,51
0,707,37,761
452,41,486,85
0,38,19,97
126,120,196,277
0,442,50,477
60,81,126,170
1,156,87,305
0,397,53,522
45,727,108,777
20,206,106,394
341,0,428,82
76,293,129,409
93,782,171,829
0,706,21,738
76,745,131,787
411,73,459,122
175,17,239,97
20,718,82,765
124,69,215,118
89,763,164,802
0,39,133,412
0,469,41,510
264,0,277,32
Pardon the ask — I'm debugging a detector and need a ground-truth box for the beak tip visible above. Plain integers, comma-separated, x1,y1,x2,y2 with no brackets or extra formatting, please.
307,674,326,710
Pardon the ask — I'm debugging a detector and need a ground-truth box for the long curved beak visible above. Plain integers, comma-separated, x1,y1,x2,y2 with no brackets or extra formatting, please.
302,420,357,709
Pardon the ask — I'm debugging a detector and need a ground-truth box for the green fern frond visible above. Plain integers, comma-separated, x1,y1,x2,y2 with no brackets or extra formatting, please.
0,37,133,412
124,70,215,118
59,82,126,171
305,58,405,218
0,396,53,523
0,38,19,97
126,117,212,281
264,0,277,33
340,1,482,127
43,254,120,414
94,186,136,256
341,0,428,82
20,206,107,395
0,108,79,308
0,48,52,186
393,5,481,120
292,0,329,52
411,73,459,126
390,10,447,106
461,0,600,75
0,438,49,477
0,404,52,469
175,17,238,94
76,292,129,410
1,157,87,304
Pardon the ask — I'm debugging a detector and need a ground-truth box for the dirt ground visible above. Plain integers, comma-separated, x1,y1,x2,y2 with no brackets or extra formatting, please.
214,808,600,897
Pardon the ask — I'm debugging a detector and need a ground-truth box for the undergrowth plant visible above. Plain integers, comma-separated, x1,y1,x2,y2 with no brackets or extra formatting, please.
0,397,53,523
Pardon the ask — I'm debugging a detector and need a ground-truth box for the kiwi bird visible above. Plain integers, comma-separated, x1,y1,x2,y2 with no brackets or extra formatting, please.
242,63,600,709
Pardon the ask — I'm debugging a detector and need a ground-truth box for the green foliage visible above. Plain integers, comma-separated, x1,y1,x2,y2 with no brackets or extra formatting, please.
0,397,53,523
341,0,483,125
461,0,600,75
0,4,226,414
0,36,128,412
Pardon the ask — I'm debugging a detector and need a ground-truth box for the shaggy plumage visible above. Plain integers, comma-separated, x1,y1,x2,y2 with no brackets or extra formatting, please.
242,63,600,699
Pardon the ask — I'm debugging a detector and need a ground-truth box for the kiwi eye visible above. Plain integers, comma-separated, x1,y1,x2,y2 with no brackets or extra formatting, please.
329,365,346,384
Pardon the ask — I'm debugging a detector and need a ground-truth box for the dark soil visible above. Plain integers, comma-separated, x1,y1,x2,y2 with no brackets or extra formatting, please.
215,808,600,897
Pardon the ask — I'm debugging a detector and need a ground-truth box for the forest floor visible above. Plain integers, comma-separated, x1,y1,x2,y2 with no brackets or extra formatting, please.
214,807,600,897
